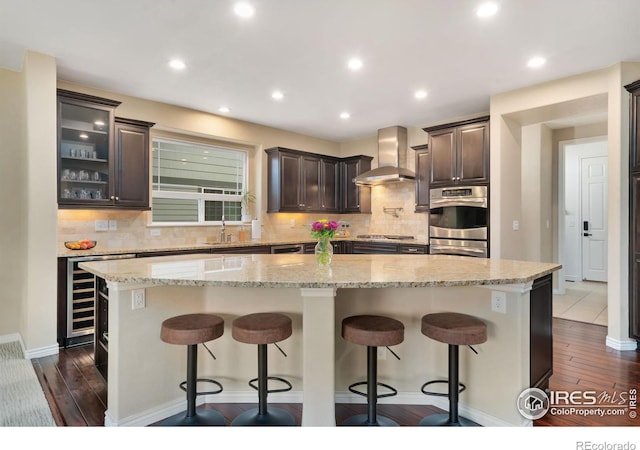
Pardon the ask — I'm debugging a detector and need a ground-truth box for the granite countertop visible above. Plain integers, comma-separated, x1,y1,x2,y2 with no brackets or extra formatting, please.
57,236,430,258
79,253,561,289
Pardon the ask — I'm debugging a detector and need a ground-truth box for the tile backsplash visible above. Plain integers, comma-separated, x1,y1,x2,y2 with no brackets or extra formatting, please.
57,183,428,248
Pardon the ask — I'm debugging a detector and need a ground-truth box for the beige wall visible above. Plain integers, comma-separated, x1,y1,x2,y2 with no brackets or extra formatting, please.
490,62,640,347
0,67,27,336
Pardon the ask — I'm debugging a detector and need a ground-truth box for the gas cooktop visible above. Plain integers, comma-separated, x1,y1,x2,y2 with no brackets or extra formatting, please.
356,234,415,240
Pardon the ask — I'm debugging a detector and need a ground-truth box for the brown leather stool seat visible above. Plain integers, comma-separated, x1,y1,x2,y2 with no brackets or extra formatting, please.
159,313,225,426
341,315,404,427
419,312,487,427
232,312,292,344
230,312,295,426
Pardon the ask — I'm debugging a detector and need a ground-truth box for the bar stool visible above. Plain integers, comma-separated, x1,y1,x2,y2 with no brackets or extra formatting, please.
419,312,487,427
231,312,295,426
159,313,225,426
341,314,404,426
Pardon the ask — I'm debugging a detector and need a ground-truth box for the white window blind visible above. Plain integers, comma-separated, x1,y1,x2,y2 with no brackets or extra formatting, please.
151,138,247,224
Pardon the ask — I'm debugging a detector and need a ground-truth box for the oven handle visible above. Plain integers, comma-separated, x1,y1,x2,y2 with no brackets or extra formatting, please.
429,197,487,208
429,245,487,257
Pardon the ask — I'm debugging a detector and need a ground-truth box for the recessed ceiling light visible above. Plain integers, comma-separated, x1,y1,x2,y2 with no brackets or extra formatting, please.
340,112,351,120
527,56,546,68
414,90,428,100
347,58,363,71
169,59,186,70
271,90,284,100
234,2,255,18
218,106,231,113
477,2,499,17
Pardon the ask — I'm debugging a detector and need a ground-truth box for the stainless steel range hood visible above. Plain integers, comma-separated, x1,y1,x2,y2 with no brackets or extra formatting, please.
354,126,415,186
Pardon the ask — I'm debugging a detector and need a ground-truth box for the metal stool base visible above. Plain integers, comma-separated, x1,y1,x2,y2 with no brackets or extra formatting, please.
230,407,296,426
419,413,480,427
160,408,225,426
341,413,399,427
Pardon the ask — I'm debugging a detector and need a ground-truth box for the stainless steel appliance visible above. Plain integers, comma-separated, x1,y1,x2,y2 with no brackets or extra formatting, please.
429,185,488,257
270,244,304,254
64,253,135,347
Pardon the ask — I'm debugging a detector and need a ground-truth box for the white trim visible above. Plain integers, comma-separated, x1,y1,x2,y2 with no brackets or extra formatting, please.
605,335,638,351
105,389,524,427
24,344,59,360
300,287,337,297
106,281,155,292
479,281,533,294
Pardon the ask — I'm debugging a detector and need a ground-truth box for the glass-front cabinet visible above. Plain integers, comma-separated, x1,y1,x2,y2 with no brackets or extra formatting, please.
57,90,121,207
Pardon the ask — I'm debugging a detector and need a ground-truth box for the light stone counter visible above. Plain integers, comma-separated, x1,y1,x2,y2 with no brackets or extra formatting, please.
80,254,561,427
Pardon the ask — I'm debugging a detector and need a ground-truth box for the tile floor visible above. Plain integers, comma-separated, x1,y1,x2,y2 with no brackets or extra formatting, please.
552,280,608,326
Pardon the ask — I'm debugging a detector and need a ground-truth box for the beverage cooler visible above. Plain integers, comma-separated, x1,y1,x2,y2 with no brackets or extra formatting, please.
58,253,135,348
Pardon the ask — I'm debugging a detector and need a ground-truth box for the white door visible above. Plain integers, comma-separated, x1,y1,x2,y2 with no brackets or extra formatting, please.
581,156,608,282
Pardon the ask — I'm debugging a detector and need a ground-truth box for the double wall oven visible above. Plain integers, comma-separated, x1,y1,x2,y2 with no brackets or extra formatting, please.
429,185,488,258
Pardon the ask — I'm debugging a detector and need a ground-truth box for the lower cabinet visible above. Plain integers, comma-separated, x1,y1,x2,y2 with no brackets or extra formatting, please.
530,274,553,390
95,277,109,381
211,245,272,254
351,242,399,254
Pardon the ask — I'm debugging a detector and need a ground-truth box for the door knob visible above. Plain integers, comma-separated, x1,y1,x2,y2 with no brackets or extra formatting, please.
583,232,592,237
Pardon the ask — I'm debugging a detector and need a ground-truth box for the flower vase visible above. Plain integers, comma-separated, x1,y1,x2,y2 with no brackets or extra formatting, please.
314,236,333,266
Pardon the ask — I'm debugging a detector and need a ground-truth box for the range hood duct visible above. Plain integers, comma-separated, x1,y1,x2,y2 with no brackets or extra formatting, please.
354,126,415,186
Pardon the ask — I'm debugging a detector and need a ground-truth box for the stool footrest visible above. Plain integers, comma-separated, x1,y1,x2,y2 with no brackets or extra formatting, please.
348,381,398,399
248,376,292,394
420,379,465,397
179,378,223,396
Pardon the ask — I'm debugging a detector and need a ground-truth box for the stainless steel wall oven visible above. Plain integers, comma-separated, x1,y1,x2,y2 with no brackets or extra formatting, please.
429,185,488,257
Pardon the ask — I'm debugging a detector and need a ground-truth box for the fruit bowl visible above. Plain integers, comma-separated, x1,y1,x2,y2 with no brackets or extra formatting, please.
65,240,97,250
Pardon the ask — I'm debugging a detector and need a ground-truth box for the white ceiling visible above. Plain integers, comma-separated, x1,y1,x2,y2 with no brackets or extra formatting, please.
1,0,639,142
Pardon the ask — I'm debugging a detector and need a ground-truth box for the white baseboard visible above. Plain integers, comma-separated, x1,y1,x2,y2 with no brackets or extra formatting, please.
0,333,59,359
606,335,638,351
106,389,522,427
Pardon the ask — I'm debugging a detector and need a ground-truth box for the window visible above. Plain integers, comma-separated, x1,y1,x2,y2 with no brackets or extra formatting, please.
151,137,247,224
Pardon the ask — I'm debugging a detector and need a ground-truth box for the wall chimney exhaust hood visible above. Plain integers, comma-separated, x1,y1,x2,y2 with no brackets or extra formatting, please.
354,126,415,186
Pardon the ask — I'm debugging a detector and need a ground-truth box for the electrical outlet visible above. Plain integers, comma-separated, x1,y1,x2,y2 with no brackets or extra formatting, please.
377,347,387,360
95,220,109,231
290,219,295,228
131,289,145,310
109,220,118,231
150,229,161,237
491,291,507,314
512,220,519,231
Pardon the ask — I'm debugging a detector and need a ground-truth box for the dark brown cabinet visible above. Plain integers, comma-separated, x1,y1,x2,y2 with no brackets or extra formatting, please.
626,79,640,347
340,156,372,213
113,118,154,209
530,274,553,390
412,144,430,212
266,147,371,213
57,89,154,209
423,116,489,187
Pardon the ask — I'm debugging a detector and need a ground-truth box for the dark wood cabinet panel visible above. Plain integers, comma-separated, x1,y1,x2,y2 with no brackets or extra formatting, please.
423,116,489,187
321,159,339,212
340,156,372,213
626,80,640,346
530,274,553,390
280,153,302,210
412,144,429,212
302,155,321,210
211,245,272,254
114,118,153,209
351,242,398,254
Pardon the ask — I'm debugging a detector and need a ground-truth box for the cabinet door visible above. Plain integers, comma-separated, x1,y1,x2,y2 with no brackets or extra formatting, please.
301,156,321,210
280,153,302,210
630,86,640,172
530,275,553,390
458,121,489,184
114,120,151,208
321,159,339,212
58,93,117,207
341,158,372,213
429,129,456,186
414,149,430,212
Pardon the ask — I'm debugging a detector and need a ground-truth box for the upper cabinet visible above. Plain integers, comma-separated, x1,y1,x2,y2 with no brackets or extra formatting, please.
340,155,372,213
411,144,429,212
57,89,154,209
265,147,371,213
423,116,490,187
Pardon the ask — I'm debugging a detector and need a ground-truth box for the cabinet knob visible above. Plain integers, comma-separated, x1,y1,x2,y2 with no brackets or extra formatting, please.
451,177,456,181
110,196,115,200
115,196,120,201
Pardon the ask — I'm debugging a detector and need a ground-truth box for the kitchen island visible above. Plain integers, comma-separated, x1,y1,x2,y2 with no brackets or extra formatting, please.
80,253,560,427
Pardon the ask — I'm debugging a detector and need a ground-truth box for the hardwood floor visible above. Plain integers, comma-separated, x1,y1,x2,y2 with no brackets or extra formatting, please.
32,318,639,427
